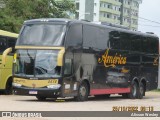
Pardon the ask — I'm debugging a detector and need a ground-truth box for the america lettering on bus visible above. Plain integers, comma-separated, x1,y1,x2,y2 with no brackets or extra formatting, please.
98,49,127,68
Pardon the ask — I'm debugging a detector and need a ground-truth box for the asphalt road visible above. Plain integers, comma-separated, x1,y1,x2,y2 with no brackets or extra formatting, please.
0,91,159,120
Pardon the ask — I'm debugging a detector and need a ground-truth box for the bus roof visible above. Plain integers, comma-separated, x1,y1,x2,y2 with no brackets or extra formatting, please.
24,18,71,24
0,30,18,38
23,18,158,39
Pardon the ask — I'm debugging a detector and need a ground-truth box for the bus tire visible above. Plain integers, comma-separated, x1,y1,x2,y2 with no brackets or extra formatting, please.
75,82,89,101
138,83,145,99
5,78,13,95
36,96,46,101
128,81,138,99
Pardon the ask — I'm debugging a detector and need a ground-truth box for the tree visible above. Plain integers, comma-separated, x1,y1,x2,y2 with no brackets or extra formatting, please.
0,0,75,33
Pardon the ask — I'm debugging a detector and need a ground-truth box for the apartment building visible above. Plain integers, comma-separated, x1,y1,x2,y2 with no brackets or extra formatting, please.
75,0,142,30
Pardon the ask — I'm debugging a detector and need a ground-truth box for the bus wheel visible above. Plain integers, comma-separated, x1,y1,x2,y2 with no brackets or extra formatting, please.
5,79,13,95
75,82,89,101
128,81,138,99
138,83,145,99
36,96,46,101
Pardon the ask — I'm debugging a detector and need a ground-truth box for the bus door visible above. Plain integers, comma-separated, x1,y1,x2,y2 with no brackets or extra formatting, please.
62,24,83,97
0,37,7,89
0,37,7,67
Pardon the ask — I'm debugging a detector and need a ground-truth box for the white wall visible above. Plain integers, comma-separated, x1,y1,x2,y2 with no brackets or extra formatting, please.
79,0,86,20
93,0,100,22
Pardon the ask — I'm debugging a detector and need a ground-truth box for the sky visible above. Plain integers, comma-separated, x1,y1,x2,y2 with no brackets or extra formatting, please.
138,0,160,37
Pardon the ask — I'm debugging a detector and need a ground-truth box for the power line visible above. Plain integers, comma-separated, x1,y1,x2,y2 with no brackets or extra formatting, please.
138,19,155,23
138,17,160,25
138,24,160,28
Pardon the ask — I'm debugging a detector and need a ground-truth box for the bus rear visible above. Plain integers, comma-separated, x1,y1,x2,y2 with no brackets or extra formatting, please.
0,30,18,94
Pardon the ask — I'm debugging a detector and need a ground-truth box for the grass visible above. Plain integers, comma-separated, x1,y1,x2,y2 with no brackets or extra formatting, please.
152,89,160,92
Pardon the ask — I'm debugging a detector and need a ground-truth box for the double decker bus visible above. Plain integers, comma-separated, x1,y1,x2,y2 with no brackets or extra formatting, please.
13,19,159,101
0,30,18,94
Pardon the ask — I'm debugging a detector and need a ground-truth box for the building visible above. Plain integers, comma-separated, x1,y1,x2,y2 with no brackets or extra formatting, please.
75,0,94,21
75,0,142,30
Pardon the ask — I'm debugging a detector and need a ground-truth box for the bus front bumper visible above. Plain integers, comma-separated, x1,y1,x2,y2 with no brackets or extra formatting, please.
13,87,61,98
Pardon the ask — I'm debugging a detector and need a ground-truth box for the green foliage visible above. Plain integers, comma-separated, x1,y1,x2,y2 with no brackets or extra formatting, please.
152,89,160,92
0,0,75,33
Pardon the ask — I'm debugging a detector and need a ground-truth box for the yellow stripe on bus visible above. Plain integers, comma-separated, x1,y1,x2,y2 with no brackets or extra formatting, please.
0,30,18,38
13,78,58,88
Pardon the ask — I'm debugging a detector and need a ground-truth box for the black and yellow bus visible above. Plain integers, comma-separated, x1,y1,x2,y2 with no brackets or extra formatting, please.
13,19,159,101
0,30,18,94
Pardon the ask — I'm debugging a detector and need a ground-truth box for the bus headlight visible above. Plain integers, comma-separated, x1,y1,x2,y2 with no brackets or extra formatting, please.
12,83,22,87
47,84,61,89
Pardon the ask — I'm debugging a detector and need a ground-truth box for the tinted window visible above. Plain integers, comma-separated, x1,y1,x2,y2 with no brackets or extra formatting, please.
83,25,109,50
8,37,16,47
8,37,17,53
142,37,149,53
131,35,141,52
83,25,98,49
108,31,120,49
120,32,131,50
64,59,72,75
148,37,158,54
0,37,7,53
65,24,82,46
17,24,66,46
98,28,109,49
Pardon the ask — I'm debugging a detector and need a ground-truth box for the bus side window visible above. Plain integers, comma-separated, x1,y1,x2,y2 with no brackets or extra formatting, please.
98,28,109,50
142,37,149,53
83,25,108,50
65,24,82,47
148,37,158,54
131,35,141,52
7,37,17,53
108,31,120,50
0,37,7,53
120,32,131,51
64,59,72,76
83,25,98,50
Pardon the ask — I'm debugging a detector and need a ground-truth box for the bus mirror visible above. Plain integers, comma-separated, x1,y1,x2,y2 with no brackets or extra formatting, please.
2,47,12,66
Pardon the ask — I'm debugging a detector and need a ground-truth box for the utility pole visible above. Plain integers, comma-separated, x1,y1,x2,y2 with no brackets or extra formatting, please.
129,0,133,30
120,0,124,25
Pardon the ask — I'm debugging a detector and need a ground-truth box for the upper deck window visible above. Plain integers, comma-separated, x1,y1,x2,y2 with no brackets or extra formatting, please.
65,24,82,47
0,37,7,53
17,24,66,46
83,25,109,50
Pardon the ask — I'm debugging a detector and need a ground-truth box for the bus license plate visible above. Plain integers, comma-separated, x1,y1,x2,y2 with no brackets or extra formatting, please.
29,91,37,94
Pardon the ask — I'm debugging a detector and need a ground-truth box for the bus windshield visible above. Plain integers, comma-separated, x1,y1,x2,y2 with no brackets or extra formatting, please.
14,50,61,78
16,24,66,46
